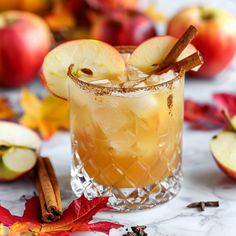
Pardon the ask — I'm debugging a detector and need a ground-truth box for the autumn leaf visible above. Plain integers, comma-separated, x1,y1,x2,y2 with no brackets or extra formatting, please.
213,93,236,117
19,88,69,140
0,223,4,236
144,3,165,23
0,97,17,120
184,92,236,130
0,195,122,236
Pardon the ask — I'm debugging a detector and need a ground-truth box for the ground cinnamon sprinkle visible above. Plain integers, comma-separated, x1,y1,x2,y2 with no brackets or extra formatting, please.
167,94,173,115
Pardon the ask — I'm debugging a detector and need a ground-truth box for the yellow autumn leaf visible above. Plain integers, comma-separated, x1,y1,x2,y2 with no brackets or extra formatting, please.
8,222,40,236
0,97,17,120
0,223,4,236
19,88,69,140
144,3,166,23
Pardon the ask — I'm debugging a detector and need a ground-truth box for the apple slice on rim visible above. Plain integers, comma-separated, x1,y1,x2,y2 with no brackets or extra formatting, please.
129,36,198,74
42,39,126,99
210,131,236,180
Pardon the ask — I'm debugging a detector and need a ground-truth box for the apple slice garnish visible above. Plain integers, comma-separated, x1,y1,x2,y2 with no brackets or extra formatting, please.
210,131,236,180
129,35,198,74
42,39,126,99
0,121,41,182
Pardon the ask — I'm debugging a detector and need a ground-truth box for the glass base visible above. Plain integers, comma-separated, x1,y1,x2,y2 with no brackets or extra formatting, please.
71,163,182,212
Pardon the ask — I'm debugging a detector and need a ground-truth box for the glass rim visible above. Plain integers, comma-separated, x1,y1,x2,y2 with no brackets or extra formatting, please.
68,64,185,96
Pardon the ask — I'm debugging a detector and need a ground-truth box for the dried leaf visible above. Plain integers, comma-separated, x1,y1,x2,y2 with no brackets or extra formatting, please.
184,93,236,130
0,97,17,120
0,195,122,236
0,196,41,227
19,88,69,140
0,223,4,236
213,93,236,117
184,99,225,130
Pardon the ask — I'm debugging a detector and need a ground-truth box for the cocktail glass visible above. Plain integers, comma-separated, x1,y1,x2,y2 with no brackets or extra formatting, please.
69,64,184,211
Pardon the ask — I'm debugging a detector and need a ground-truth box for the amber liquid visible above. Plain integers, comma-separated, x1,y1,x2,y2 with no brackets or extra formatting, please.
70,78,184,188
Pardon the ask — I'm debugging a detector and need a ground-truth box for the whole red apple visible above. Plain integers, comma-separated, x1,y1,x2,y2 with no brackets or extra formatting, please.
91,9,157,46
0,11,52,87
167,6,236,78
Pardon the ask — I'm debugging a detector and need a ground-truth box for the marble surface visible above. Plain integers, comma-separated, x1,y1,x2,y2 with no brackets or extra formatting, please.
1,1,236,235
1,67,236,236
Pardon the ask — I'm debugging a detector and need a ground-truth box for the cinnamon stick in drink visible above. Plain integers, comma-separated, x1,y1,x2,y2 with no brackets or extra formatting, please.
156,25,198,72
36,157,62,222
156,51,203,74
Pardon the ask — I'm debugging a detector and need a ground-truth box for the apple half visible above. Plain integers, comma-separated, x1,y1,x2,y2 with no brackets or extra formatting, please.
129,35,198,73
210,131,236,180
0,121,41,181
41,39,126,99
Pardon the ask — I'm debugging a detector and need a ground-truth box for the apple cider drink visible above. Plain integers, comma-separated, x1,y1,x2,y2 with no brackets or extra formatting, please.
42,26,202,211
69,55,185,211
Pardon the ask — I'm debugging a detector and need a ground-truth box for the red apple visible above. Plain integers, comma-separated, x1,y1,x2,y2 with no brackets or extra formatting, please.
0,11,52,87
167,6,236,78
91,9,157,46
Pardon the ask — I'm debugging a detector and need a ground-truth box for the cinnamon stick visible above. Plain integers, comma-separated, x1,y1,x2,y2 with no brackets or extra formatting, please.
156,25,198,72
156,51,203,74
36,177,54,223
36,157,62,222
44,157,62,214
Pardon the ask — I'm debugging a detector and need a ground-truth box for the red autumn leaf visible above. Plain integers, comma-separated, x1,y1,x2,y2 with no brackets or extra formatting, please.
184,99,225,130
0,196,40,227
0,195,122,235
213,93,236,117
184,92,236,130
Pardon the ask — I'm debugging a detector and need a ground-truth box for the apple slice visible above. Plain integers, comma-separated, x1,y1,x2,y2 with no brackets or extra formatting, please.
42,39,126,99
210,131,236,180
0,121,41,150
129,36,198,73
0,121,41,182
2,147,37,174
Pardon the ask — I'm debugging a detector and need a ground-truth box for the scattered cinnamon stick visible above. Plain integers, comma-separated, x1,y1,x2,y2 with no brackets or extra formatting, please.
36,157,62,222
156,25,198,72
156,51,203,74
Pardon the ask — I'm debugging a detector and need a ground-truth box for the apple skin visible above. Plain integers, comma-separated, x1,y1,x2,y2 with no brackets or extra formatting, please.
213,155,236,180
0,160,33,182
91,9,157,46
167,6,236,78
0,11,52,87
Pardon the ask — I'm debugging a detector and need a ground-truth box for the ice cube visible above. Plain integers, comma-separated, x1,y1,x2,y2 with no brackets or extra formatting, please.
127,64,148,81
93,107,129,135
127,94,158,118
109,129,137,155
90,79,112,87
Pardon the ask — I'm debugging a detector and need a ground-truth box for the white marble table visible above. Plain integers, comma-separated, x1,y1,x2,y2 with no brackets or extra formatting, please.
1,61,236,236
1,1,236,235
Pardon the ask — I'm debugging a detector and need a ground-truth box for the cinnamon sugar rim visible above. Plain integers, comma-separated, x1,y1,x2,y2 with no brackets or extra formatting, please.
67,64,185,96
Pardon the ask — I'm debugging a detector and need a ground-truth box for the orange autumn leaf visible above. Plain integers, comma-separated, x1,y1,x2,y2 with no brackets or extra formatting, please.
19,88,69,140
0,223,4,236
0,97,17,120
